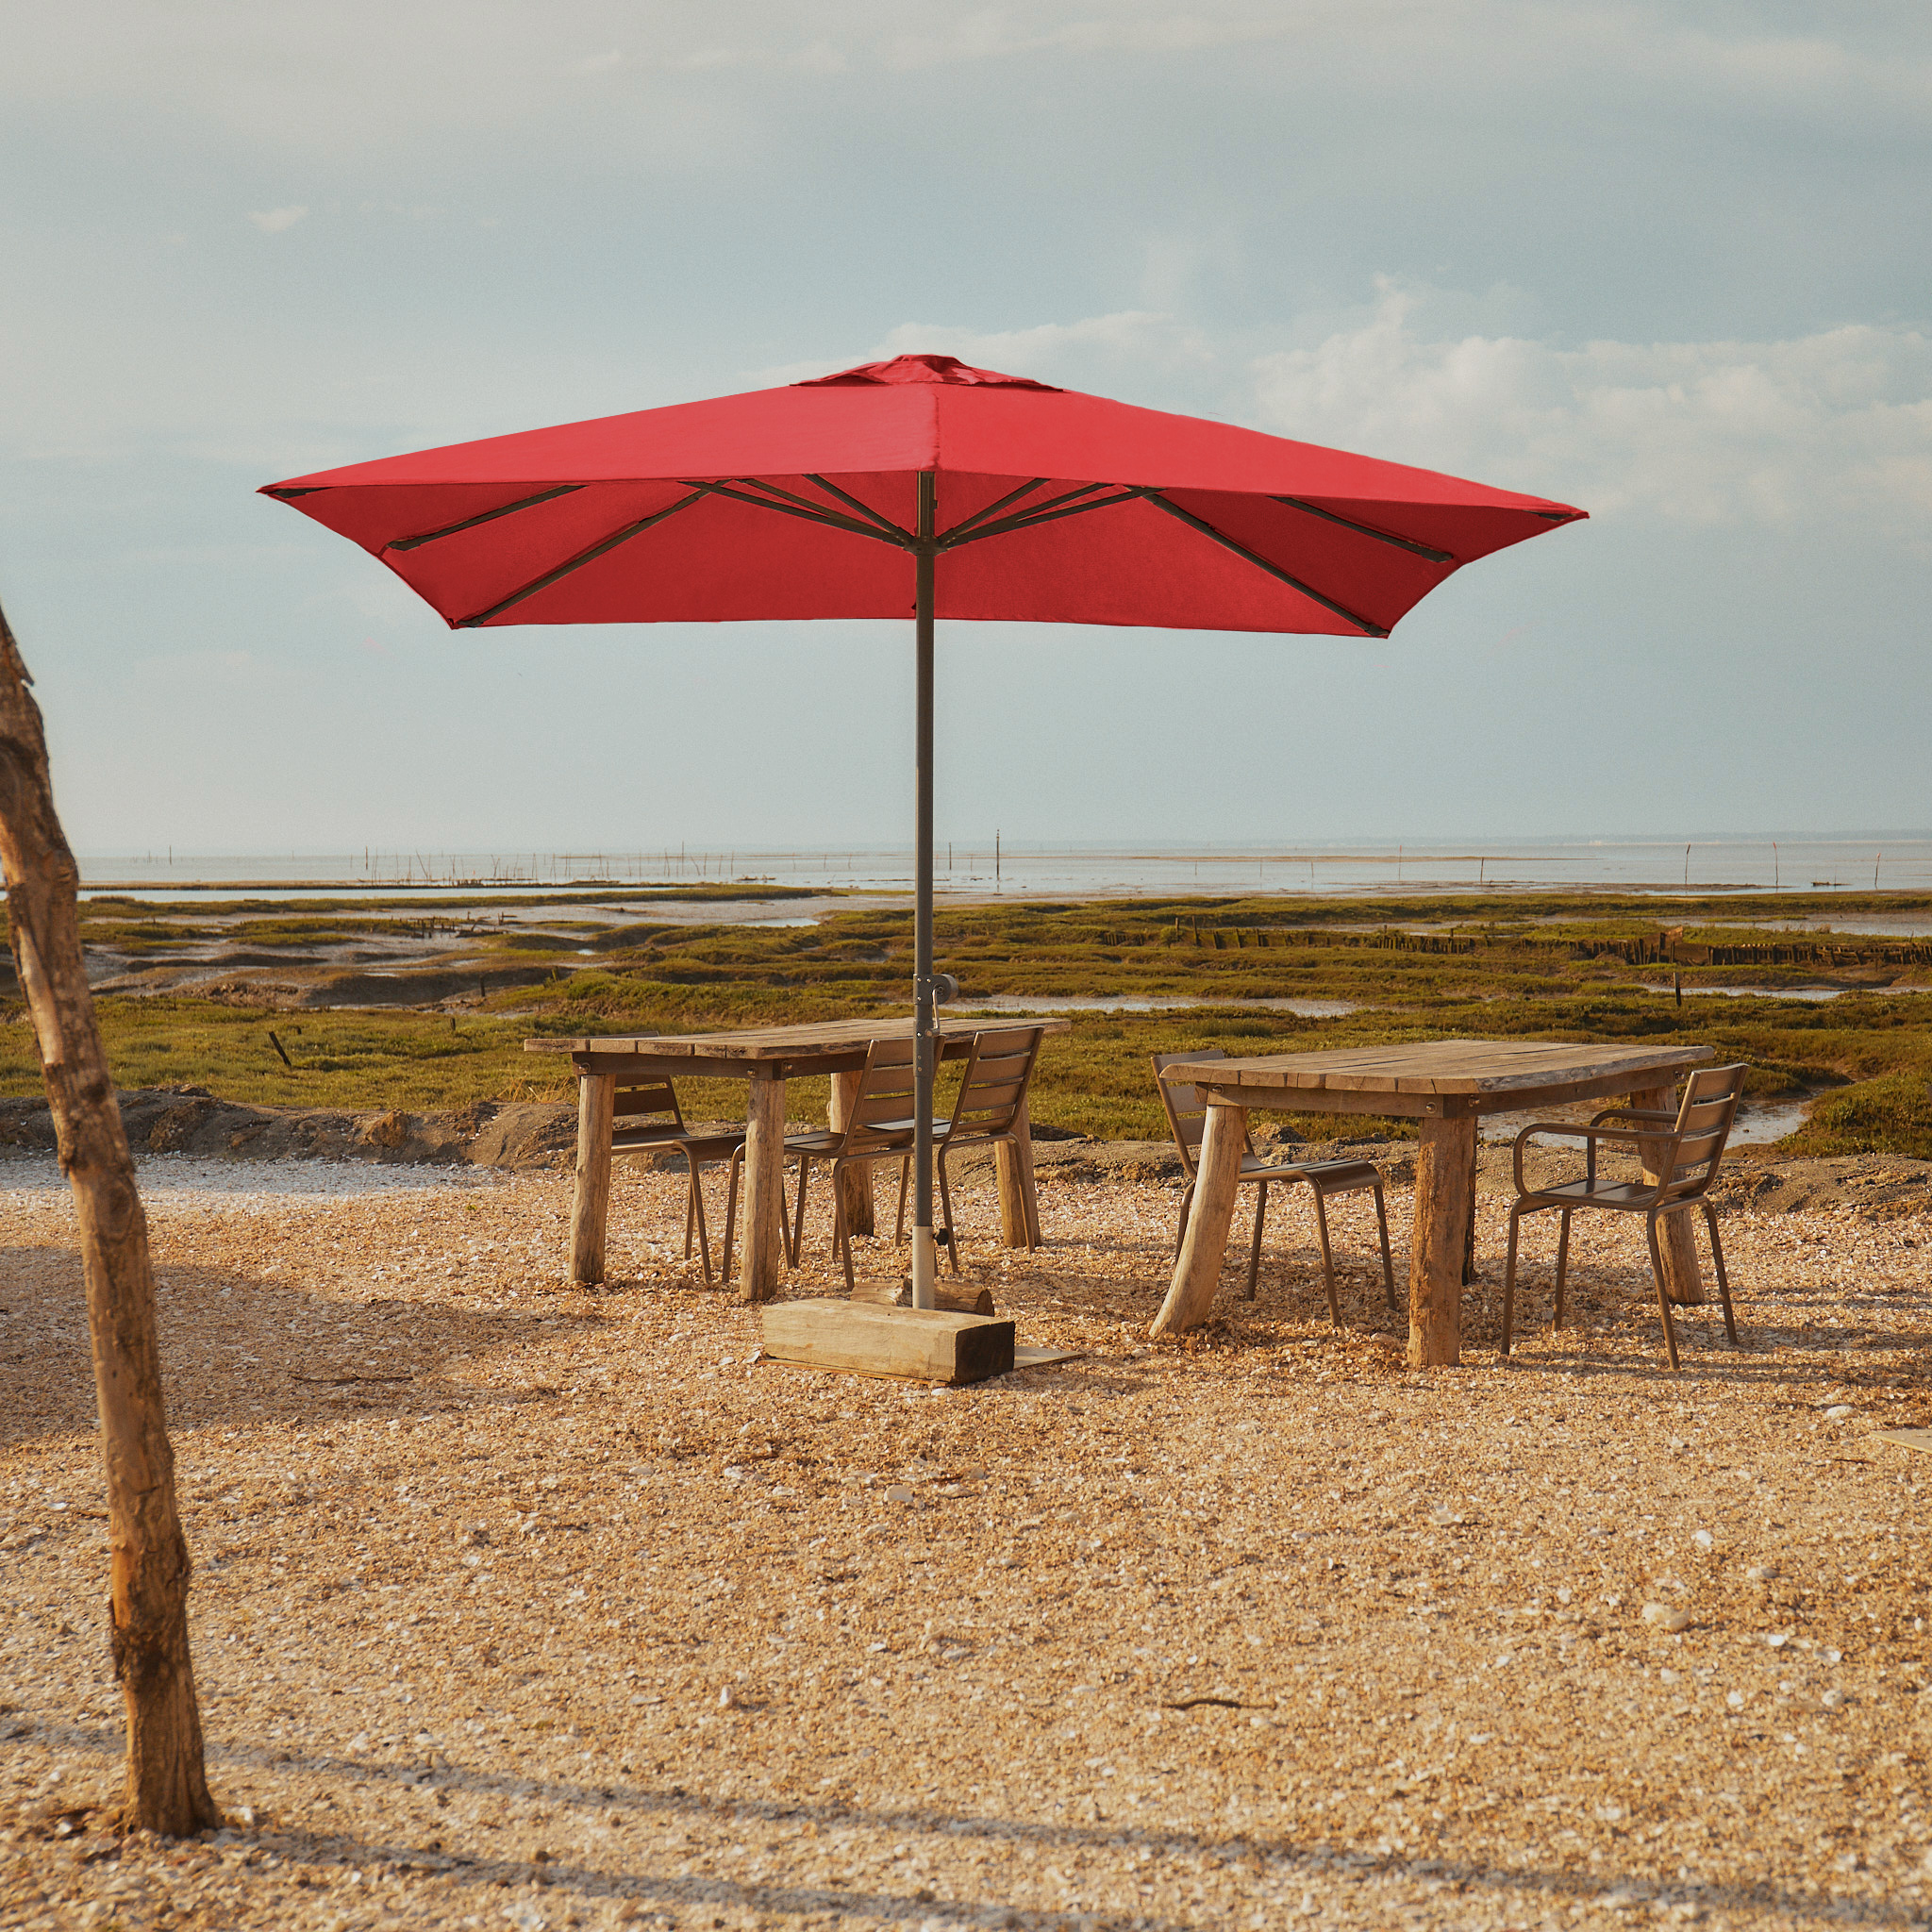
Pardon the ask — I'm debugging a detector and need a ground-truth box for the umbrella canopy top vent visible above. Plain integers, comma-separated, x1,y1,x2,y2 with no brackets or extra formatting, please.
262,354,1583,641
796,352,1060,390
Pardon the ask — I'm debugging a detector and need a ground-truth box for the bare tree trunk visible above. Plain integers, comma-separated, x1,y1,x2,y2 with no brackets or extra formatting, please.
0,600,219,1836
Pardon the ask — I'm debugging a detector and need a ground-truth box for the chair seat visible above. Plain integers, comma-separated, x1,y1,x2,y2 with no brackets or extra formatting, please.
1522,1177,1657,1210
613,1125,745,1160
1241,1155,1381,1190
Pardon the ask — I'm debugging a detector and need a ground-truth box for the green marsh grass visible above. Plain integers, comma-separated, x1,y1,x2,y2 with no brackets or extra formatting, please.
4,890,1929,1155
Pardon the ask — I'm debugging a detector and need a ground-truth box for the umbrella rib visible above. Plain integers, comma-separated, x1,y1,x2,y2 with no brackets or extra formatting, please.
800,475,915,541
938,483,1132,550
941,487,1155,549
685,480,906,545
1141,492,1391,636
935,477,1051,543
386,484,588,553
1272,496,1454,564
451,489,708,627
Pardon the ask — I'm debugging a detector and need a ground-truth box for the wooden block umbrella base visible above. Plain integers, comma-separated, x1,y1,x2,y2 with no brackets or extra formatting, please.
759,1300,1017,1386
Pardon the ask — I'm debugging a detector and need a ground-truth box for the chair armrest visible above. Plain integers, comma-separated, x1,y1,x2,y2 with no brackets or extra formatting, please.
1510,1122,1657,1193
1590,1106,1676,1128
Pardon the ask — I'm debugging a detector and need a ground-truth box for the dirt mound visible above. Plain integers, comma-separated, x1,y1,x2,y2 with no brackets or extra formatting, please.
0,1087,578,1171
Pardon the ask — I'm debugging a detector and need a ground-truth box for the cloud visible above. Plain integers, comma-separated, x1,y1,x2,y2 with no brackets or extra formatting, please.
248,206,308,234
748,291,1932,553
1249,284,1932,542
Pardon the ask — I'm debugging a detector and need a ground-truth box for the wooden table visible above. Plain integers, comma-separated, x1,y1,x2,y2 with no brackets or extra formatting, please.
526,1016,1071,1301
1149,1040,1714,1367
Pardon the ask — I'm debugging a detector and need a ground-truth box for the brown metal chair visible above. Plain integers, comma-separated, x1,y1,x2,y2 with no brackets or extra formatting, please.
608,1080,747,1287
771,1036,921,1293
1501,1062,1746,1371
924,1025,1046,1272
1152,1049,1395,1324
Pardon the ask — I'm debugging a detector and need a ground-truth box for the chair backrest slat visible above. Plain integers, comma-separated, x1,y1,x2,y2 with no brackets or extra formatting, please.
1657,1064,1747,1197
1152,1048,1233,1175
840,1037,922,1153
613,1080,682,1127
945,1026,1045,1141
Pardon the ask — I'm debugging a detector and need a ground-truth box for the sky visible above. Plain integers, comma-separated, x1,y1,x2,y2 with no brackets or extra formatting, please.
2,1,1928,857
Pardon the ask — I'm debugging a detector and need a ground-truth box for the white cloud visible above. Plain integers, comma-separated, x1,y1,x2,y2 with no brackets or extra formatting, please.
746,291,1932,553
248,206,308,234
1249,284,1932,542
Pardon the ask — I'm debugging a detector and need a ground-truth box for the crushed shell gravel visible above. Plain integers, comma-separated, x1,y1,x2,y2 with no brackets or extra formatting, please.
4,1154,1931,1931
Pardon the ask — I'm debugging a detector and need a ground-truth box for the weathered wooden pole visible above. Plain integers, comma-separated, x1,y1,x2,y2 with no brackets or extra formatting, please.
0,599,219,1836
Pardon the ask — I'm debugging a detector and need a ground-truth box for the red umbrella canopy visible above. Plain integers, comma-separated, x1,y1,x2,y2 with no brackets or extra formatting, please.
262,353,1583,639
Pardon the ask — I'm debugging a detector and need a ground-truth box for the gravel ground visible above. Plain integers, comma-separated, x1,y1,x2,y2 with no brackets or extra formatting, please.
3,1151,1930,1931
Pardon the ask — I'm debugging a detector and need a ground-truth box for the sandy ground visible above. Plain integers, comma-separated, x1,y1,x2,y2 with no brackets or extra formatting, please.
3,1149,1930,1931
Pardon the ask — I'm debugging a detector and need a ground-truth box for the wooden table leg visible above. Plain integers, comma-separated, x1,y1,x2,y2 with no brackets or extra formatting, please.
569,1070,615,1286
1628,1082,1705,1306
995,1095,1042,1249
1409,1114,1475,1367
741,1070,788,1304
1150,1100,1245,1336
828,1068,875,1239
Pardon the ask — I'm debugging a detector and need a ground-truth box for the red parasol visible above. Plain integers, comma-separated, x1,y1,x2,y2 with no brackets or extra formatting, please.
263,352,1585,1304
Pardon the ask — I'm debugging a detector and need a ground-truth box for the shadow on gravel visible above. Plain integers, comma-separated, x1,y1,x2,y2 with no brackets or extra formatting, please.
0,1244,562,1451
4,1717,1916,1931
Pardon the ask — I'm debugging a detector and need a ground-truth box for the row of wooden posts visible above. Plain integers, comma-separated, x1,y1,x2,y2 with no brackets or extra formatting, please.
1140,919,1932,970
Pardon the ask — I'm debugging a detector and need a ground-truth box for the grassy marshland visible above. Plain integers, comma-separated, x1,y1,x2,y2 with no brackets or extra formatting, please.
4,889,1930,1154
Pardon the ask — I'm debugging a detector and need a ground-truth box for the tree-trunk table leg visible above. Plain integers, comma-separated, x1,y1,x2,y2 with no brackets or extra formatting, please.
570,1070,615,1285
828,1069,875,1239
741,1070,788,1304
1150,1100,1245,1336
1629,1081,1705,1306
1409,1114,1475,1367
995,1095,1042,1249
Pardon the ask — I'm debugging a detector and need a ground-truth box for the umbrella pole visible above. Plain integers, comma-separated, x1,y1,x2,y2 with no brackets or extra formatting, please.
911,472,938,1310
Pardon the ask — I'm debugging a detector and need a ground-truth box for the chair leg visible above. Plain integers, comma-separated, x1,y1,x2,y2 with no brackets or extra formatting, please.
937,1153,960,1275
894,1157,909,1244
1502,1205,1523,1357
683,1171,696,1260
1311,1184,1341,1326
1174,1180,1196,1259
789,1156,812,1270
687,1158,714,1287
1372,1182,1396,1309
1701,1199,1740,1344
1553,1209,1573,1329
1243,1182,1267,1301
722,1147,742,1289
833,1183,855,1294
1646,1213,1681,1372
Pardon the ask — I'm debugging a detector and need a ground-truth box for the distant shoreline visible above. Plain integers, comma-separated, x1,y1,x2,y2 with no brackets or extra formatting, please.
65,832,1932,901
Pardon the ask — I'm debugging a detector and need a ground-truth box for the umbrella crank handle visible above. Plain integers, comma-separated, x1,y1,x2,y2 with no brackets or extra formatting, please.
917,973,959,1006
